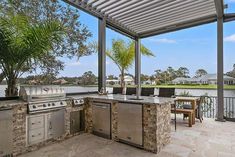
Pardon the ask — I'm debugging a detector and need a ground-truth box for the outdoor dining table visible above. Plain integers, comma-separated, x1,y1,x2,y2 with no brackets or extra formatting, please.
174,96,200,125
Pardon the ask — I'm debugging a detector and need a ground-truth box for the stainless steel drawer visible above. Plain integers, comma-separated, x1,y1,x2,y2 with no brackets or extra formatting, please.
117,102,143,146
92,102,111,139
28,115,44,130
28,128,45,145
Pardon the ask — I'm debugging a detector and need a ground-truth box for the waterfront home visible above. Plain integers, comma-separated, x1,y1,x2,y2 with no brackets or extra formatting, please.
172,74,235,85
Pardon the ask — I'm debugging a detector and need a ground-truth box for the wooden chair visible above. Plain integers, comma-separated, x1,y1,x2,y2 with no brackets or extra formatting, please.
171,108,193,127
141,87,154,96
182,96,212,123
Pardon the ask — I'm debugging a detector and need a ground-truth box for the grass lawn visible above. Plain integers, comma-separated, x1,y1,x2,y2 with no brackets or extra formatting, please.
141,84,235,89
61,84,235,90
109,84,235,90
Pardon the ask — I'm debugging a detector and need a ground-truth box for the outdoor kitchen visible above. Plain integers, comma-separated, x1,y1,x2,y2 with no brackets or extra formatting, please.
0,85,173,156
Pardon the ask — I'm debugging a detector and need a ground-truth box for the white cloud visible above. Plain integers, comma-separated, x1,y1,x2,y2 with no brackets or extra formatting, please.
224,34,235,42
228,0,235,3
148,38,177,44
66,61,81,66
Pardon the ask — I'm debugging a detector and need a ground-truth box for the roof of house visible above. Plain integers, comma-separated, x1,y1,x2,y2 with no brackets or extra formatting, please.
173,74,235,83
200,74,235,81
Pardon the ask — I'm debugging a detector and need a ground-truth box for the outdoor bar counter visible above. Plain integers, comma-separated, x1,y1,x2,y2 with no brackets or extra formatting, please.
83,94,173,153
0,94,173,156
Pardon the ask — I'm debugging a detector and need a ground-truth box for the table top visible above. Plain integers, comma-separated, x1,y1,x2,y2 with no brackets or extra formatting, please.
175,97,200,101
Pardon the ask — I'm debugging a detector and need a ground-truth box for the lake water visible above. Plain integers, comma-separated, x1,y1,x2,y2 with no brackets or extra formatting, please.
0,85,234,97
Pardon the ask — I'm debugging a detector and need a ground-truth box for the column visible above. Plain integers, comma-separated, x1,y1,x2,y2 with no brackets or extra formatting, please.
135,38,141,98
98,18,106,92
216,17,225,121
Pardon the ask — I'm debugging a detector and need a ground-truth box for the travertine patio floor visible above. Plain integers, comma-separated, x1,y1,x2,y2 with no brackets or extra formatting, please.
19,117,235,157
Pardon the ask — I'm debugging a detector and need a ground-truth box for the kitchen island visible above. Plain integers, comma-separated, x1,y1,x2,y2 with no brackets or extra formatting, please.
83,94,173,153
0,94,173,156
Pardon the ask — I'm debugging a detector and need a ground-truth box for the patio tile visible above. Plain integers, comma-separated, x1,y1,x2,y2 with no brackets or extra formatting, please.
19,118,235,157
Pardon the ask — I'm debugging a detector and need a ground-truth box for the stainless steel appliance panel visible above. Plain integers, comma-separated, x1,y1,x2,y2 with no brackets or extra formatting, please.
28,128,45,145
0,109,13,156
47,109,65,139
28,115,44,130
117,102,143,146
92,102,111,139
70,110,85,134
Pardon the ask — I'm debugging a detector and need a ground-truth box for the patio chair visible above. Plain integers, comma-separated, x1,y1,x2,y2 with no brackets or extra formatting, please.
126,87,136,95
112,87,123,94
183,96,213,123
141,87,155,96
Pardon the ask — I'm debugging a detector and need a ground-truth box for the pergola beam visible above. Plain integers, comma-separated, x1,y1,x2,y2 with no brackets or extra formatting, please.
140,15,216,38
224,13,235,22
214,0,224,18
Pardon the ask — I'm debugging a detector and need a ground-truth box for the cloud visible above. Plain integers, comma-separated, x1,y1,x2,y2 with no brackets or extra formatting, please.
66,61,81,66
228,0,235,3
148,38,177,44
224,34,235,42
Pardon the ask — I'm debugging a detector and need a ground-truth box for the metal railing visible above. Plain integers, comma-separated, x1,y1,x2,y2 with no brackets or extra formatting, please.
175,96,235,120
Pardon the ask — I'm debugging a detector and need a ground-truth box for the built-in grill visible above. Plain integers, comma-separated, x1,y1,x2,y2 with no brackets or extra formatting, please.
20,85,67,145
20,85,67,114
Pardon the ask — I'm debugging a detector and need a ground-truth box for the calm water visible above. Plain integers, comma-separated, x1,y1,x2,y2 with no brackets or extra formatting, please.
0,85,234,97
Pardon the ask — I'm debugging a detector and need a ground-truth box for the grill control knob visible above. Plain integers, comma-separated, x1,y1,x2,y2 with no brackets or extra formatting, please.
75,100,78,103
60,102,63,105
33,105,36,109
52,103,55,106
48,103,51,106
43,104,46,107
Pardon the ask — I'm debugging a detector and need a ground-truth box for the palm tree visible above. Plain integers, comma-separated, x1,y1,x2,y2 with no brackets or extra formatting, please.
106,39,154,93
0,13,65,96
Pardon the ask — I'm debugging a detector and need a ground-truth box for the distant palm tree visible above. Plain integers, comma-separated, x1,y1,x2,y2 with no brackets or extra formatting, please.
0,13,65,96
106,39,154,93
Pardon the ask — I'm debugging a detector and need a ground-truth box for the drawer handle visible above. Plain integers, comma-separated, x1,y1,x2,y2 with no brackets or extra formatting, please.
32,133,41,137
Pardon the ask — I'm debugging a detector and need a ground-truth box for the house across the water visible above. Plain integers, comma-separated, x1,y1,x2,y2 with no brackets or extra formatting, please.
172,74,235,85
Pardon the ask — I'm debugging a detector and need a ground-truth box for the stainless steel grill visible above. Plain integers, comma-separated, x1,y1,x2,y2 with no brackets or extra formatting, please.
19,85,67,114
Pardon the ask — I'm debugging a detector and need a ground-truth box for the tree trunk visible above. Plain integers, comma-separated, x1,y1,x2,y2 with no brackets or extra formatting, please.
120,69,125,94
0,72,5,84
5,77,18,97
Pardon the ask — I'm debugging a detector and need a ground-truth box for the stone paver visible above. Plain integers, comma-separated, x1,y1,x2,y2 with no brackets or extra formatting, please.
19,117,235,157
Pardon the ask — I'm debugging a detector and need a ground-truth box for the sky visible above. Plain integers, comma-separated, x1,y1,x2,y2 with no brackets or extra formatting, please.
59,0,235,78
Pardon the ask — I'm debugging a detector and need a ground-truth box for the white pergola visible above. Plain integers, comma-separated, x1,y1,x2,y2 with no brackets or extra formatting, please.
63,0,235,121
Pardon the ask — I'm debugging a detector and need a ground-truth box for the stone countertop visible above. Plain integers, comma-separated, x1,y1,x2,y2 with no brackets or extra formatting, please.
69,94,174,105
0,99,27,109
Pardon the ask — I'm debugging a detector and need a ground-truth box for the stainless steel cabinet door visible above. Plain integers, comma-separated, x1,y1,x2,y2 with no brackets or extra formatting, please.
47,109,65,139
0,109,13,156
117,103,143,146
70,111,81,134
92,102,111,138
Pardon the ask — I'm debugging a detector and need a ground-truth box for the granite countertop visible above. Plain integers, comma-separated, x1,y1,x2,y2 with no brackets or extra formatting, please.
0,99,27,109
69,94,174,105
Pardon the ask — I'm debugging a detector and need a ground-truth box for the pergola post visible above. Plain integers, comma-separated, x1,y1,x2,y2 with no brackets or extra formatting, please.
98,18,106,92
216,16,225,121
135,38,141,98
